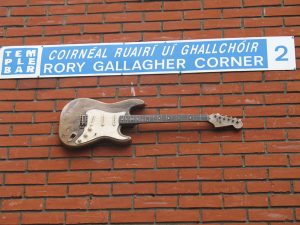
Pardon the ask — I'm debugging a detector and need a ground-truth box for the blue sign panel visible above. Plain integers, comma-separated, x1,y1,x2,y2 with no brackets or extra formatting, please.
0,37,296,79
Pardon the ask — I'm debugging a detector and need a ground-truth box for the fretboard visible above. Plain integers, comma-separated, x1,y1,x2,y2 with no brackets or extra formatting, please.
119,114,209,125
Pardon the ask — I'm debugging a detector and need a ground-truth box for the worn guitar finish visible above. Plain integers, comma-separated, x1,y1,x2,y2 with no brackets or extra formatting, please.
59,98,243,148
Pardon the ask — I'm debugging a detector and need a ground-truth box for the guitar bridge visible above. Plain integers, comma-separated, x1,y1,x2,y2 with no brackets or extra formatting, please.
79,114,88,128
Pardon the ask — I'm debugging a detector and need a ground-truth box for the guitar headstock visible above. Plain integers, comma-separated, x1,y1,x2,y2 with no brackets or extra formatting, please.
208,113,243,129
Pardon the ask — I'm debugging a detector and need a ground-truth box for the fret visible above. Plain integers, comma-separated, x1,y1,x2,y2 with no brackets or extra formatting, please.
119,114,209,125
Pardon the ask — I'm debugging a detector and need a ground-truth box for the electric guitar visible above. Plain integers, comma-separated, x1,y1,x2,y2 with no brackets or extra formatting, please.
59,98,243,148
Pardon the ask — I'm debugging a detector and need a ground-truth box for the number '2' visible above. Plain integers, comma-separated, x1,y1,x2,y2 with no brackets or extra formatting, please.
275,45,288,61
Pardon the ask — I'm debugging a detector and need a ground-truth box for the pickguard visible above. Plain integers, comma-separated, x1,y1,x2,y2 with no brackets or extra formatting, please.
75,109,128,144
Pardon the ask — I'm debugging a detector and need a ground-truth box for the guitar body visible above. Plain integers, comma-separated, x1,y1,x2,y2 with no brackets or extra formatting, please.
59,98,145,148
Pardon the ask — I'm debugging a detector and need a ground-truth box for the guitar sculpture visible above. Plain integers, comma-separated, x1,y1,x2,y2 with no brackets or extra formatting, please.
59,98,243,148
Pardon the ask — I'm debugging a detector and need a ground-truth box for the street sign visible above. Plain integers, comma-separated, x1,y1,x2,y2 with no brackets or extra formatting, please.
0,36,296,79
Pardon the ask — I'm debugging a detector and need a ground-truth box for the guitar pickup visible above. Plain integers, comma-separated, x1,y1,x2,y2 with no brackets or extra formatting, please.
79,114,88,128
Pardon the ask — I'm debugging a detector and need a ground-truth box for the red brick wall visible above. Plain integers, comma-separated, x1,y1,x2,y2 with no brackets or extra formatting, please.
0,0,300,224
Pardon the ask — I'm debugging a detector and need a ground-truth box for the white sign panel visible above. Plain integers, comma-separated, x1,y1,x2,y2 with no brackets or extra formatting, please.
0,36,296,79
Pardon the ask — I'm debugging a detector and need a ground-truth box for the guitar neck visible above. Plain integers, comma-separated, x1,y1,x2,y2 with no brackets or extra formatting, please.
119,114,209,125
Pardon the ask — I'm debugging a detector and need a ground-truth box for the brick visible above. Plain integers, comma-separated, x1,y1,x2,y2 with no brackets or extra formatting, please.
0,90,34,100
269,168,300,179
66,212,108,224
288,129,300,139
157,182,199,194
134,196,177,208
181,96,220,107
27,15,63,26
37,89,75,100
92,171,132,183
0,213,19,225
5,173,46,185
265,6,300,16
77,87,116,98
245,130,285,141
145,11,182,21
285,16,300,26
157,156,198,168
90,197,132,209
87,3,124,13
0,186,23,198
0,80,17,89
105,12,142,23
59,77,98,88
245,155,288,166
164,20,201,31
7,27,43,37
126,2,161,11
135,169,177,182
26,185,67,197
249,209,293,221
202,181,245,194
204,19,241,29
156,210,199,223
184,9,221,20
223,94,264,105
271,194,300,206
104,33,142,42
201,130,243,142
0,136,29,147
29,0,65,5
31,135,60,146
244,18,283,27
114,157,154,169
180,195,222,208
223,71,262,82
224,168,267,180
113,183,155,195
246,105,287,117
179,143,220,155
184,30,222,39
179,168,222,181
267,117,300,128
15,101,54,112
69,184,110,196
222,142,265,154
119,86,157,97
203,209,246,222
22,212,64,224
224,8,262,18
224,28,263,38
64,34,101,44
268,142,300,153
48,172,89,184
244,0,281,6
111,211,154,223
244,82,285,93
11,6,45,15
12,124,51,135
202,83,242,94
46,198,87,210
9,147,49,159
66,14,103,24
204,0,241,8
247,181,291,193
224,195,268,207
70,159,112,170
0,113,32,123
49,5,85,15
290,155,300,166
1,199,43,211
0,160,25,172
143,31,181,41
200,155,242,167
160,85,200,95
28,159,68,171
0,17,24,26
100,75,137,86
45,25,81,35
164,1,201,10
159,131,199,143
123,22,161,32
84,24,121,33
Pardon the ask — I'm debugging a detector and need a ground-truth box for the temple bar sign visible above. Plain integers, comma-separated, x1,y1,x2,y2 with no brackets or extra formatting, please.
0,36,296,79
